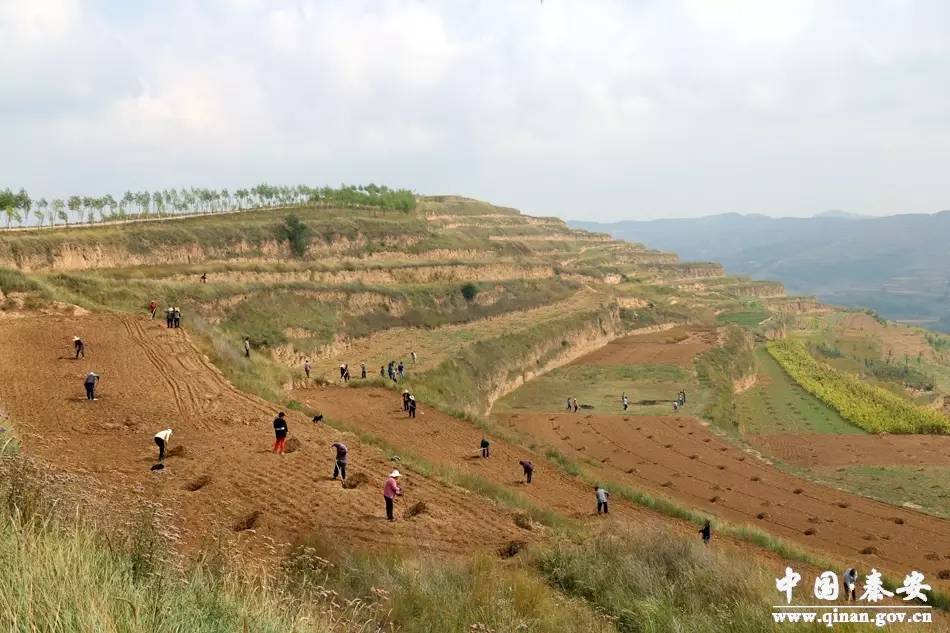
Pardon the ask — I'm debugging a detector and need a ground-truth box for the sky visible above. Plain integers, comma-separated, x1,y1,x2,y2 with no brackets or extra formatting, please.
2,0,949,221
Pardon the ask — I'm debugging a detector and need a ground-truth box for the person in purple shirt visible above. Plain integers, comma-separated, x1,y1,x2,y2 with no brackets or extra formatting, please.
331,442,348,482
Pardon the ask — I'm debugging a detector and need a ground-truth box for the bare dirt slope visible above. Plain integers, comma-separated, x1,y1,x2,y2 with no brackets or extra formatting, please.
496,410,950,587
0,314,529,555
573,326,717,367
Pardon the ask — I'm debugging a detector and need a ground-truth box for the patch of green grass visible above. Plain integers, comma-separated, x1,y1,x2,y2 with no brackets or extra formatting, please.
494,363,695,416
716,309,770,328
736,347,860,435
810,465,950,519
536,523,879,633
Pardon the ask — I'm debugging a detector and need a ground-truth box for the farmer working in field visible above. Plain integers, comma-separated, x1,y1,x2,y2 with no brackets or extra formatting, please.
519,459,534,484
699,519,711,544
304,359,311,378
383,469,403,521
73,336,85,359
843,568,858,601
165,307,174,328
84,371,99,400
360,362,367,379
622,393,629,411
407,394,417,418
148,300,158,319
595,486,610,514
244,338,251,358
331,442,348,482
154,428,172,461
402,390,410,411
173,307,182,328
480,437,490,458
272,412,289,455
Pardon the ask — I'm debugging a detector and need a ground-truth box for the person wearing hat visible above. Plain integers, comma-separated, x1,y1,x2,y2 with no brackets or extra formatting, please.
272,412,289,455
407,394,417,419
173,307,182,328
154,428,172,461
383,469,402,521
165,307,174,328
84,371,99,400
73,336,85,359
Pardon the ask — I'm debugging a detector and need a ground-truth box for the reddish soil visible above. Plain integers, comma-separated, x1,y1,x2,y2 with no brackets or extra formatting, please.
0,314,529,556
495,411,950,590
748,434,950,467
572,326,716,367
296,385,829,577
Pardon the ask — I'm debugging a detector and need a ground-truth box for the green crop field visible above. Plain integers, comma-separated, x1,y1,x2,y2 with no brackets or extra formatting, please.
767,339,949,434
736,347,860,435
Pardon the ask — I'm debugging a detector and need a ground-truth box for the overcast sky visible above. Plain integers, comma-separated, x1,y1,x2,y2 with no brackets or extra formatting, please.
2,0,949,220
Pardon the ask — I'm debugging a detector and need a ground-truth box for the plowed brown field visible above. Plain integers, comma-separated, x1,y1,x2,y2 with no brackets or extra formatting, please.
0,314,529,555
495,410,950,588
573,326,716,367
749,433,950,467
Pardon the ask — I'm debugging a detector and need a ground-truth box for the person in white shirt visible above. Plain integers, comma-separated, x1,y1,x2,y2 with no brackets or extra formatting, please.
154,428,173,461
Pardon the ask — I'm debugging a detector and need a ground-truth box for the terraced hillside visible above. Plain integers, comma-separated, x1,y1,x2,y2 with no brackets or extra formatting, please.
3,194,948,631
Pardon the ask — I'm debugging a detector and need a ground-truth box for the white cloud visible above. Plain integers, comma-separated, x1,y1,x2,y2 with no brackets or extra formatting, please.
2,0,950,219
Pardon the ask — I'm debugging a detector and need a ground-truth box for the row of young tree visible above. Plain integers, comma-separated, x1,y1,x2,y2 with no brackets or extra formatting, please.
0,183,416,229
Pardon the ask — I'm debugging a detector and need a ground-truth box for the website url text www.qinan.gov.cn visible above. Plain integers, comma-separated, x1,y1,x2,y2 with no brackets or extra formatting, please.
772,607,933,627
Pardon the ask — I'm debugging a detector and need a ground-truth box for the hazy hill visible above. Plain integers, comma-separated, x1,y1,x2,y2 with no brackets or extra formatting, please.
572,211,950,332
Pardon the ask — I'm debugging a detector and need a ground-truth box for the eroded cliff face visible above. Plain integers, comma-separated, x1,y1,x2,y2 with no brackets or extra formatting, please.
644,262,726,282
723,282,786,299
765,297,827,314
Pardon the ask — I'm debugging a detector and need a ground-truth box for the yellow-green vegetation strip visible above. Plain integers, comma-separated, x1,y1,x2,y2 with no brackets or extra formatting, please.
767,339,950,434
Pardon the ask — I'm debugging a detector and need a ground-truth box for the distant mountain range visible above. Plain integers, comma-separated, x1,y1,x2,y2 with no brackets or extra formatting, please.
571,211,950,332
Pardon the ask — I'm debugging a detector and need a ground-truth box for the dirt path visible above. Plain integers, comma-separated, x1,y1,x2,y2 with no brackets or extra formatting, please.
0,314,529,556
496,411,950,589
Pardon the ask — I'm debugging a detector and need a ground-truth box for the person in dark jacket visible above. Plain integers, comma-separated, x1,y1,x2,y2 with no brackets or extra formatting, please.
84,372,99,400
402,390,410,411
519,459,534,484
73,336,85,359
331,442,348,481
480,437,490,458
407,395,417,418
699,519,711,544
165,307,174,328
360,362,367,379
173,307,182,328
273,412,288,455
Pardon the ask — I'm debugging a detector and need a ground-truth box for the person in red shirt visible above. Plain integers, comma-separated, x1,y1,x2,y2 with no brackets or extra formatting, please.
383,470,402,521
